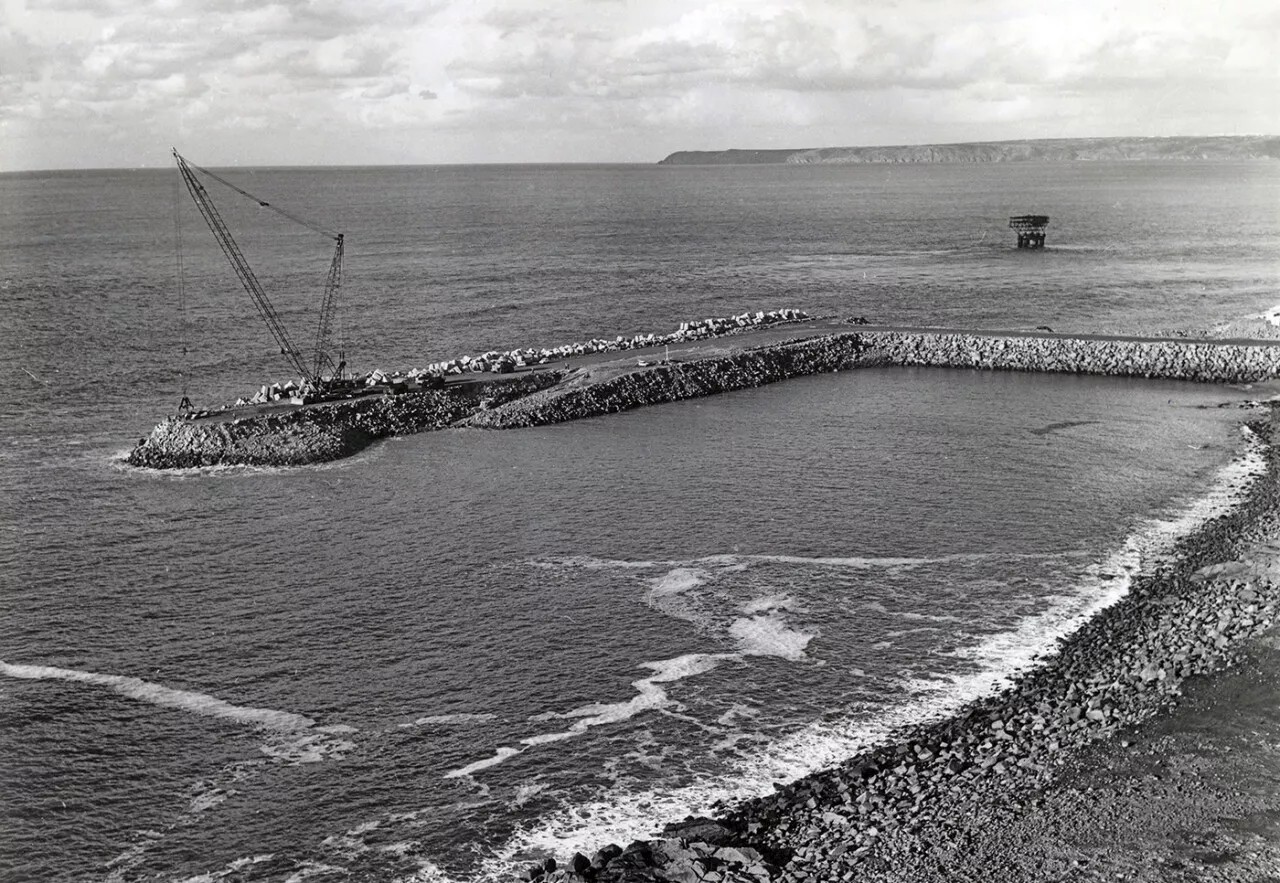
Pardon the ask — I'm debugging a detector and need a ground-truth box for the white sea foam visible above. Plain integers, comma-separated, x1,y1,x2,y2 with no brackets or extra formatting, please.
443,746,522,779
475,427,1270,880
728,613,814,661
527,555,660,571
648,567,710,598
188,787,232,814
521,653,727,745
399,712,497,728
259,727,357,764
741,592,801,615
889,610,963,623
512,781,551,807
284,862,351,883
0,661,315,731
393,859,452,883
537,551,1014,575
716,703,761,726
643,568,716,629
443,654,730,780
171,854,277,883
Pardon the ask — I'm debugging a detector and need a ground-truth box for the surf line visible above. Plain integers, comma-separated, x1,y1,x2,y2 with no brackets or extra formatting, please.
444,653,734,780
1,661,316,732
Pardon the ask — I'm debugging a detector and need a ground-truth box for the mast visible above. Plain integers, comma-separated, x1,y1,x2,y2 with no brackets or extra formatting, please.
313,234,344,382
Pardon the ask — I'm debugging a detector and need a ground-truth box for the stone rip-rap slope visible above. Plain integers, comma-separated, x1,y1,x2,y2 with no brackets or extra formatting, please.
521,409,1280,883
468,330,1280,434
127,327,1280,469
461,333,873,430
857,331,1280,383
126,373,561,469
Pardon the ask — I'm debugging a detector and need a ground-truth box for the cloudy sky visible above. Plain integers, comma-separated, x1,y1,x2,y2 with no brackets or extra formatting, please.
1,0,1276,170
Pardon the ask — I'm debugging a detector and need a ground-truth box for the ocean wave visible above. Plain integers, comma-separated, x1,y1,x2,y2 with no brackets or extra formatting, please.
728,613,814,661
0,661,315,731
399,712,498,728
442,654,731,780
260,726,358,764
443,746,523,779
648,567,710,597
531,550,1031,574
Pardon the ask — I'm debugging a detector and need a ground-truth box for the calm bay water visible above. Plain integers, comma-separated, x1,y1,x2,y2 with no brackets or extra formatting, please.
1,161,1279,882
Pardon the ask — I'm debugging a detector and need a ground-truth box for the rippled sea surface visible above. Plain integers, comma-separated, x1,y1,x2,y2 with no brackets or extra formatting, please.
1,161,1279,882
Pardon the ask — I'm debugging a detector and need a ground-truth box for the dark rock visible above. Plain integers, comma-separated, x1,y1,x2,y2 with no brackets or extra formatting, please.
591,845,624,869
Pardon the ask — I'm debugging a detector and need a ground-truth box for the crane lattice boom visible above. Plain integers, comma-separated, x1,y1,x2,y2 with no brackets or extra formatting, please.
172,149,345,387
313,233,344,382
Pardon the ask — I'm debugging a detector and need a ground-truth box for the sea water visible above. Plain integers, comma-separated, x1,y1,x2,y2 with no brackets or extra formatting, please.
1,161,1278,882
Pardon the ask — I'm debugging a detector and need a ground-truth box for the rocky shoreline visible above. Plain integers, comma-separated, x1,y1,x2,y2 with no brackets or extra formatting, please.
525,407,1280,882
126,321,1280,470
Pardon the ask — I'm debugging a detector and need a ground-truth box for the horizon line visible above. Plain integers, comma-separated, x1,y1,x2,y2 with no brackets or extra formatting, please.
5,132,1276,175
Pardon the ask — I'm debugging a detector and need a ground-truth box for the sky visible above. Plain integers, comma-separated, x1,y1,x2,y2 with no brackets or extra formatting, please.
1,0,1276,170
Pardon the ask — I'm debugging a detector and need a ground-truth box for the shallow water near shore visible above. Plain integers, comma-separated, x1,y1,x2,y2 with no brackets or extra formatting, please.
2,161,1280,881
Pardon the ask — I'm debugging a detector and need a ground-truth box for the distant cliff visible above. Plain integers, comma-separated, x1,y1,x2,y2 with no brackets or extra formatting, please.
658,136,1280,165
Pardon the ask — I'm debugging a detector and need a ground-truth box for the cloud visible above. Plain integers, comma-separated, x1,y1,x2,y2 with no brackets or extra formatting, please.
1,0,1276,170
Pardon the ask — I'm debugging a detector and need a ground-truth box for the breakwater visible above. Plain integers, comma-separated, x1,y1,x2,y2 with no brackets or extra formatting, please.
527,411,1280,882
461,333,872,429
464,330,1280,433
126,373,561,469
126,324,1280,470
857,329,1280,383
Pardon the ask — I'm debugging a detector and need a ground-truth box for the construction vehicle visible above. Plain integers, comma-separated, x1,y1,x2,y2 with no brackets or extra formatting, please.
172,150,348,408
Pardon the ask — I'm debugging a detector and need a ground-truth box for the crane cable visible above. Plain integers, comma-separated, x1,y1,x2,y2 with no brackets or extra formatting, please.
172,168,193,415
181,156,341,241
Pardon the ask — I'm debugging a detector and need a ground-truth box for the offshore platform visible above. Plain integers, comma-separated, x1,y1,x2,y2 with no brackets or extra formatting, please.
1009,215,1050,249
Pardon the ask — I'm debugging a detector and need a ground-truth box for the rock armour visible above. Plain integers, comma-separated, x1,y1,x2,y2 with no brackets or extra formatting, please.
125,373,561,469
126,329,1280,469
857,331,1280,383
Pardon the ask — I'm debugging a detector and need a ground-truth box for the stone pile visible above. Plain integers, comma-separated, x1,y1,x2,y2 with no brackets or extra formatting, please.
239,379,304,406
229,310,812,402
531,413,1280,882
414,309,810,378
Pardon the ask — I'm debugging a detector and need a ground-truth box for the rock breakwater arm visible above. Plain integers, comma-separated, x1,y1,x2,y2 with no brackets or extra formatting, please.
460,334,873,430
857,330,1280,383
126,325,1280,469
465,331,1280,434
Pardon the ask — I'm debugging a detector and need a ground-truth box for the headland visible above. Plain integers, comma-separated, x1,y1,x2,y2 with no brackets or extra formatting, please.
658,135,1280,165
